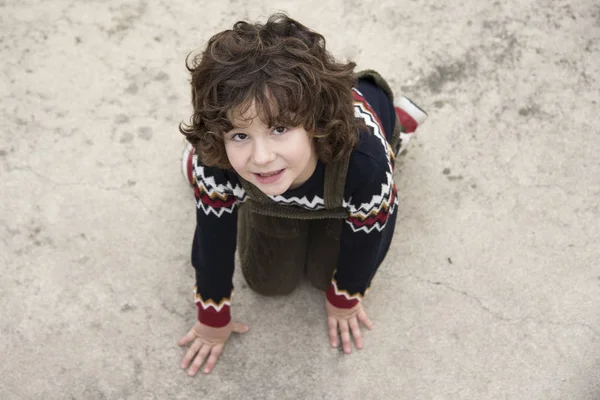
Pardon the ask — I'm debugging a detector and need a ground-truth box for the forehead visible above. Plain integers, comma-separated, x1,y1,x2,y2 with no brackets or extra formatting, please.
227,97,280,129
228,101,259,126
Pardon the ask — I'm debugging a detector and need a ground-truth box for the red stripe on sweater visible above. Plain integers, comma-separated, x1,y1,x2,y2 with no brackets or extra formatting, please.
353,91,386,138
326,283,359,309
198,192,237,209
348,210,391,228
346,187,396,228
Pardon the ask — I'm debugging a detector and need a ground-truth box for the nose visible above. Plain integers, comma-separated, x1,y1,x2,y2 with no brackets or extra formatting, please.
250,138,276,166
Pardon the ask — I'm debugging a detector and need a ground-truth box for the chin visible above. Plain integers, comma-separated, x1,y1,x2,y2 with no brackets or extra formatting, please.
247,170,293,196
257,183,289,196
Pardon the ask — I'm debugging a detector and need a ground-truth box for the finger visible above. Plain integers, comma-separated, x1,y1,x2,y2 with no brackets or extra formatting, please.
177,329,197,347
203,344,224,374
327,317,338,347
188,344,211,376
339,319,352,354
357,309,374,330
181,339,203,369
348,317,363,350
231,322,249,334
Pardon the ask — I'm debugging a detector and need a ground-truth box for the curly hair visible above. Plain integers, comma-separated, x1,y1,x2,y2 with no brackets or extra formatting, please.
179,13,360,169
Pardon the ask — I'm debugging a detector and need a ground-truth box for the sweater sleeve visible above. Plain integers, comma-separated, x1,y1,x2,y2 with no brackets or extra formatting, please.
191,155,246,327
326,155,398,309
326,88,400,309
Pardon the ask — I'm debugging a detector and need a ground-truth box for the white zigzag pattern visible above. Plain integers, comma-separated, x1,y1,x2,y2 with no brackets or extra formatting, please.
267,194,325,210
191,97,397,230
343,189,397,219
195,296,232,312
344,171,394,214
194,286,233,312
343,201,398,233
331,277,363,301
193,156,247,217
195,190,237,217
343,98,398,233
352,94,391,165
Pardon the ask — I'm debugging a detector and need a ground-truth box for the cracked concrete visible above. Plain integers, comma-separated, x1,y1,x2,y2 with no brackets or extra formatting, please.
1,0,599,399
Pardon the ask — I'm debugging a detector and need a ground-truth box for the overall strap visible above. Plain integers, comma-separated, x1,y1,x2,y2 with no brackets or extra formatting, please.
323,154,350,210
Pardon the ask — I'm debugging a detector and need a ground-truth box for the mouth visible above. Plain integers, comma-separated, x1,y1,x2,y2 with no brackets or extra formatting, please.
253,169,285,184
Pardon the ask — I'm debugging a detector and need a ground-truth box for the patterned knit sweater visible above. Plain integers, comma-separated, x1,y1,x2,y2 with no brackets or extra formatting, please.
191,80,399,327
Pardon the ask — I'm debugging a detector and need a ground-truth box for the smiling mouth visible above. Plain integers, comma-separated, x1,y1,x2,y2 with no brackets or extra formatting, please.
253,169,285,184
255,170,284,177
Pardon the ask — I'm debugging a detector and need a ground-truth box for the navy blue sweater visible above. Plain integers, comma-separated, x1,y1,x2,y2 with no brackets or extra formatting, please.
190,79,399,327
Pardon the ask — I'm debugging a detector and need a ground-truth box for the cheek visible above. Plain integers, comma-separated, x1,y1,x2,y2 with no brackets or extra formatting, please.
289,136,314,164
224,145,245,172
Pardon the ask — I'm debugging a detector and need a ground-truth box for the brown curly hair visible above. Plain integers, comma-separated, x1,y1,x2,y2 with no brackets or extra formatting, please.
179,13,360,169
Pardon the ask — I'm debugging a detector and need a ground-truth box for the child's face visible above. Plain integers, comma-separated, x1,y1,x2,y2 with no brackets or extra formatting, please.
224,102,318,196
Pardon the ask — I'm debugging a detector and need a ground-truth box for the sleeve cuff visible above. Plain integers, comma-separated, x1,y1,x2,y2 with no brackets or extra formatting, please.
196,302,231,328
326,282,361,309
194,286,232,328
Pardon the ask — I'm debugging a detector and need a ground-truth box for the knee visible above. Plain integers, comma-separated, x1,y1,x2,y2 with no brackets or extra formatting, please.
241,260,301,297
248,279,298,297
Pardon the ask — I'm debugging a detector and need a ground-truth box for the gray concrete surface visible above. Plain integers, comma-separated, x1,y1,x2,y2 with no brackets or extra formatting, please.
1,0,599,399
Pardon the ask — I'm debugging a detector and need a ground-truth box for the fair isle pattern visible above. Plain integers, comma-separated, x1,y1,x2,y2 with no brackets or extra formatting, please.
345,91,399,234
342,187,397,234
193,155,247,217
191,90,397,231
267,194,326,210
194,286,232,311
331,277,367,301
352,88,394,165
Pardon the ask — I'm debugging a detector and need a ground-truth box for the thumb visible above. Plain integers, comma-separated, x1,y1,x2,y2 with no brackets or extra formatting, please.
231,322,249,334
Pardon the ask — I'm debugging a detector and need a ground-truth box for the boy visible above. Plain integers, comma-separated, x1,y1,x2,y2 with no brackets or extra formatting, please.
177,13,427,376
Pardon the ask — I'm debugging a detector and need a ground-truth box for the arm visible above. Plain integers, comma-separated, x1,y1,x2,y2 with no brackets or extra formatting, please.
328,85,416,310
326,147,398,353
325,90,426,352
179,158,248,375
191,161,243,327
192,205,237,328
328,159,398,310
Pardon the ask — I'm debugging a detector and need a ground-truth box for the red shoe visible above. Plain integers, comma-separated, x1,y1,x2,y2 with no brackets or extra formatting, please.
181,143,196,186
394,96,427,154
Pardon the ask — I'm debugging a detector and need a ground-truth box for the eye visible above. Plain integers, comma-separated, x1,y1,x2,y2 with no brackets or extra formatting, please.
272,126,288,135
230,133,248,142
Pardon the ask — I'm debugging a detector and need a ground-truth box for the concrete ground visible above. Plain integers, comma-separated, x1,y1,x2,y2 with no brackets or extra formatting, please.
1,0,599,399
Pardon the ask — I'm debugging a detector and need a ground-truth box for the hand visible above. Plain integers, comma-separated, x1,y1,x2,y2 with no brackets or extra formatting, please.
326,299,373,354
178,320,249,376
